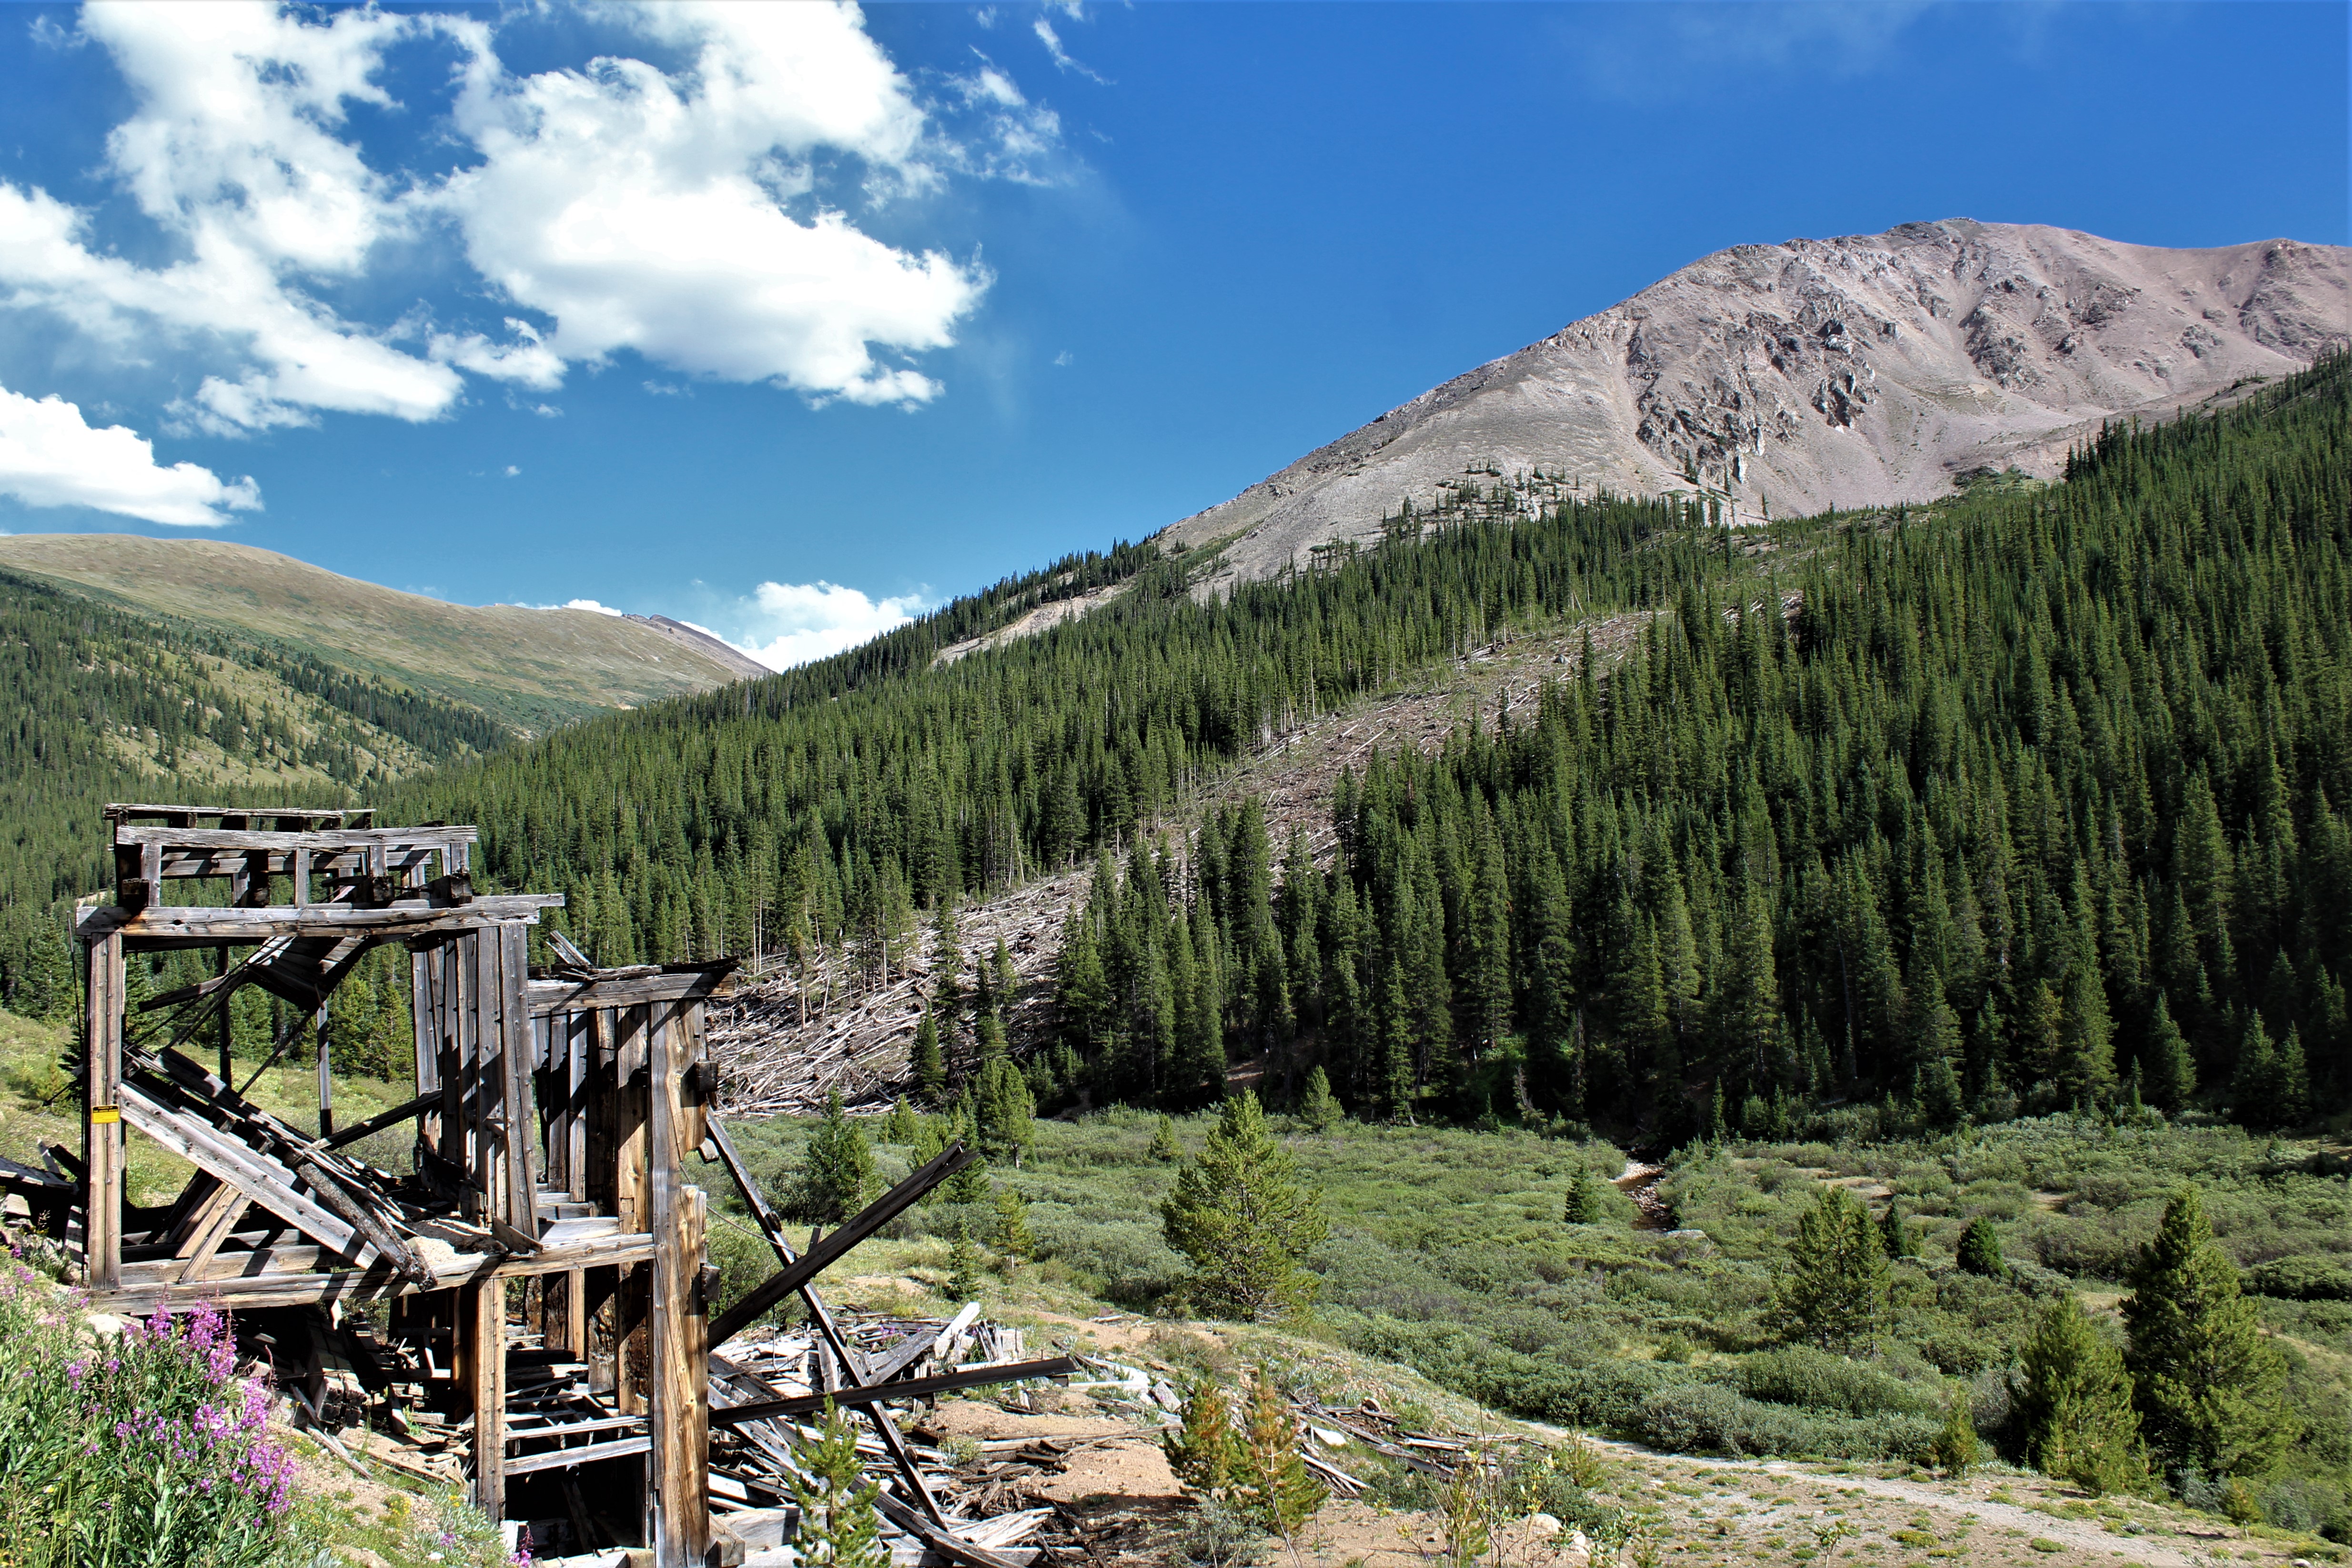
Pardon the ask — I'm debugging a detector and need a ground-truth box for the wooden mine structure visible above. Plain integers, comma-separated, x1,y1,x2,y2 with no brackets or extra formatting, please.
50,804,1066,1566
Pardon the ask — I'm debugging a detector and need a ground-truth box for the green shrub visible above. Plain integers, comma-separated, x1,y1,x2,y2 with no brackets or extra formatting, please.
1724,1346,1939,1418
2247,1255,2352,1302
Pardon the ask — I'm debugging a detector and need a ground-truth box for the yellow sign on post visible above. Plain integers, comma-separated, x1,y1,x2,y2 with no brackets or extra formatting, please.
90,1105,121,1125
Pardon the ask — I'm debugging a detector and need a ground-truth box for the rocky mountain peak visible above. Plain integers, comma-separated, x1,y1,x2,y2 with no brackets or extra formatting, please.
1163,220,2349,586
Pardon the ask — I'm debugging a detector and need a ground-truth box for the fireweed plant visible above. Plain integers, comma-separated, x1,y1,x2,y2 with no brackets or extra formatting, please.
0,1254,297,1566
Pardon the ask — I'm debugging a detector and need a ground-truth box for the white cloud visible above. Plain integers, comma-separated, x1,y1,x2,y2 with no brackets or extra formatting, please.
1053,349,1074,367
0,6,477,433
562,598,626,616
0,382,261,526
0,0,1038,437
437,1,988,406
728,579,925,670
502,464,519,477
1031,12,1106,83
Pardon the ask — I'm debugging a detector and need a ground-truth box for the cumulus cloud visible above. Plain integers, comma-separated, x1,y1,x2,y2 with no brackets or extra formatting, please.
727,579,925,670
0,0,1037,437
562,598,626,616
437,1,985,405
0,383,261,526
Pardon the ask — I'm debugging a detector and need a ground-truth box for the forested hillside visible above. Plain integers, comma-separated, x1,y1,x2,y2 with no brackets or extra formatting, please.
349,355,2352,1139
7,360,2344,1143
1054,358,2351,1134
0,570,506,1023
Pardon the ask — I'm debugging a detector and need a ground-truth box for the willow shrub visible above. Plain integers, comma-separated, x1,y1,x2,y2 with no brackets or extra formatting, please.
0,1257,298,1567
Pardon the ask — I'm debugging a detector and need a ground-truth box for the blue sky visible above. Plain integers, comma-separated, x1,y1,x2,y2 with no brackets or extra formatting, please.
0,1,2343,666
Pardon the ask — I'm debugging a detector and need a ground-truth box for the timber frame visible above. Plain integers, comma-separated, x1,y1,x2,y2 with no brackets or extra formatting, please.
63,804,1053,1567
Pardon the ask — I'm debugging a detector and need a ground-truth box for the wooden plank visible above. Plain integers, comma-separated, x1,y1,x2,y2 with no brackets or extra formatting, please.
647,1004,709,1568
119,1083,365,1261
612,1004,652,1419
465,1277,508,1518
707,1357,1078,1429
497,924,540,1239
867,1301,981,1386
106,802,373,826
707,1141,978,1349
872,1487,1039,1568
115,824,476,853
460,931,488,1225
78,895,560,946
319,1090,438,1151
83,932,125,1292
126,1244,326,1287
524,966,737,1018
565,1013,588,1202
172,1184,251,1285
503,1435,651,1477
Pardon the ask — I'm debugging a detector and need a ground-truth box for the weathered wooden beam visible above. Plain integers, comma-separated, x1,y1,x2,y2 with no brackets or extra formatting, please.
105,802,375,827
707,1140,978,1349
872,1488,1036,1568
496,924,540,1240
504,1434,652,1476
465,1277,508,1518
525,966,737,1018
83,931,125,1292
79,895,560,947
118,1083,366,1263
612,1004,653,1419
113,824,472,853
318,1090,438,1151
703,1115,949,1525
706,1357,1078,1430
647,1002,709,1568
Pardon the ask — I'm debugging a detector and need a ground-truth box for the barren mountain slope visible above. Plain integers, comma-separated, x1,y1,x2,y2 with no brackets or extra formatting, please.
0,534,766,735
1162,219,2349,585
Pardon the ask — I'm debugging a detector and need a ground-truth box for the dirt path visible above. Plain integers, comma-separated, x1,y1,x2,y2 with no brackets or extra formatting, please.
1514,1425,2260,1568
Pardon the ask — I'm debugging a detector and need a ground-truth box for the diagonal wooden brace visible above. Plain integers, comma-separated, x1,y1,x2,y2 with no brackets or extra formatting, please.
707,1138,978,1349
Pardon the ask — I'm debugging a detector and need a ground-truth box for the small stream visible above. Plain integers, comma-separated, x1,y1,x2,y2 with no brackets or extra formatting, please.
1614,1159,1671,1230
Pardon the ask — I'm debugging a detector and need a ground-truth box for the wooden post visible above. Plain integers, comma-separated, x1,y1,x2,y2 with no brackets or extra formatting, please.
215,946,233,1083
612,1005,652,1417
648,999,708,1567
497,923,539,1238
83,932,125,1292
463,1277,508,1518
314,1001,333,1140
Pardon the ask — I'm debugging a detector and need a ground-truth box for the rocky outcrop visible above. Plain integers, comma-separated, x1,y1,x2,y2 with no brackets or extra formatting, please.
1162,220,2350,587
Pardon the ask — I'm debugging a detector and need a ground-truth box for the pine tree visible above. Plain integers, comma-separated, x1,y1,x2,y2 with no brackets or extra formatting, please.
1160,1091,1329,1321
1149,1114,1184,1162
1562,1164,1599,1225
1771,1186,1890,1354
1234,1366,1327,1541
797,1092,877,1223
1163,1378,1240,1493
974,1054,1036,1165
881,1097,920,1145
1294,1065,1341,1133
1879,1201,1919,1260
792,1400,892,1568
912,1003,948,1105
2122,1187,2297,1479
2016,1296,2146,1495
1931,1384,1981,1477
2141,994,2196,1114
946,1215,982,1300
1956,1216,2005,1277
1917,1052,1965,1130
991,1186,1033,1261
2227,1016,2283,1130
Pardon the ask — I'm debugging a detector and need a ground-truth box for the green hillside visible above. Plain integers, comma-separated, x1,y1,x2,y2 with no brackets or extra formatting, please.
365,354,2350,1141
0,567,509,1015
0,534,762,737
